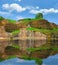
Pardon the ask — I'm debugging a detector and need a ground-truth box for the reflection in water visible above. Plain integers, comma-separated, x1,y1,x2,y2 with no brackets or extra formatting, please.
0,54,58,65
0,58,36,65
43,54,58,65
0,39,58,65
18,40,46,50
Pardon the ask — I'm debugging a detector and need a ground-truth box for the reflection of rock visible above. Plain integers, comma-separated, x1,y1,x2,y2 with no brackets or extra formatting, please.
5,46,20,55
18,40,46,50
0,41,9,53
0,41,58,61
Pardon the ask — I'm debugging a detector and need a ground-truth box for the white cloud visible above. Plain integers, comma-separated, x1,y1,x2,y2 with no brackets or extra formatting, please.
18,0,22,2
0,11,10,15
36,6,39,9
2,3,26,12
30,8,58,14
30,9,39,14
16,59,25,62
16,16,24,20
26,6,39,10
42,64,46,65
15,0,22,2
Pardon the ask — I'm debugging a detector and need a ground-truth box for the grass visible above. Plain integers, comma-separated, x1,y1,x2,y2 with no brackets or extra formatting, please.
7,19,16,23
12,30,20,35
22,55,42,65
26,27,58,34
12,44,20,49
7,55,17,59
0,58,5,62
26,47,58,52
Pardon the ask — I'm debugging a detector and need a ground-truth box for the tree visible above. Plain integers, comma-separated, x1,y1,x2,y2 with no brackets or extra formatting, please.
0,16,4,20
35,13,43,20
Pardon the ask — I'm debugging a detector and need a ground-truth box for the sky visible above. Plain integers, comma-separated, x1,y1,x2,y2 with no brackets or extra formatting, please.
0,0,58,24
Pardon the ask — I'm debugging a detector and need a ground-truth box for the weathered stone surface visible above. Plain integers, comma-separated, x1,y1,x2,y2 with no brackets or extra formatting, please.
18,28,46,40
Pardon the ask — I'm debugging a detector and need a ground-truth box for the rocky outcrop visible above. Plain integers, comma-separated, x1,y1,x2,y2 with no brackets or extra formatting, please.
18,19,58,29
0,26,9,53
0,19,8,26
18,28,46,50
18,28,46,40
0,26,47,52
0,26,8,40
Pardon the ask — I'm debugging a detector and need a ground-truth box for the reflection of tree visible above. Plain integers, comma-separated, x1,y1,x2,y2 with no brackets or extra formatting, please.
36,58,43,65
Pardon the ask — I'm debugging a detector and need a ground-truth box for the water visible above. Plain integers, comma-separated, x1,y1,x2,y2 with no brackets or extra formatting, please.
0,54,58,65
43,54,58,65
0,40,58,65
0,58,36,65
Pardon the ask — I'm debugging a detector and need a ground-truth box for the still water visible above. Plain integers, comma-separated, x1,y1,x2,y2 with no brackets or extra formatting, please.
0,40,58,65
0,54,58,65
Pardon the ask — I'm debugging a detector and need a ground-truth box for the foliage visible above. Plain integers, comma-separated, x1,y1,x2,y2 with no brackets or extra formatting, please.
26,47,50,52
22,55,42,65
0,58,5,62
12,30,20,35
22,55,30,60
21,18,31,24
7,55,17,59
35,13,43,20
26,27,40,31
12,44,20,49
27,44,58,52
26,27,58,35
35,58,42,65
0,16,4,20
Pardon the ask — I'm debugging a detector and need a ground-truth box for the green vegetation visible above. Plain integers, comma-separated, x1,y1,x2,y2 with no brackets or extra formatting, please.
35,58,42,65
22,55,30,60
7,19,16,23
26,47,50,52
26,27,39,31
26,47,58,52
35,13,43,20
0,58,5,62
26,27,58,34
20,18,31,24
12,30,20,35
22,55,42,65
12,44,20,49
7,55,17,59
0,16,4,20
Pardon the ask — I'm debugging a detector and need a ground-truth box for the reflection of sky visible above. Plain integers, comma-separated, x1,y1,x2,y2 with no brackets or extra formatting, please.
0,54,58,65
0,58,36,65
43,54,58,65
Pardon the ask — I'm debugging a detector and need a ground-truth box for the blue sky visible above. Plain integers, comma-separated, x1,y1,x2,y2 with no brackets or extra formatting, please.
0,0,58,24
